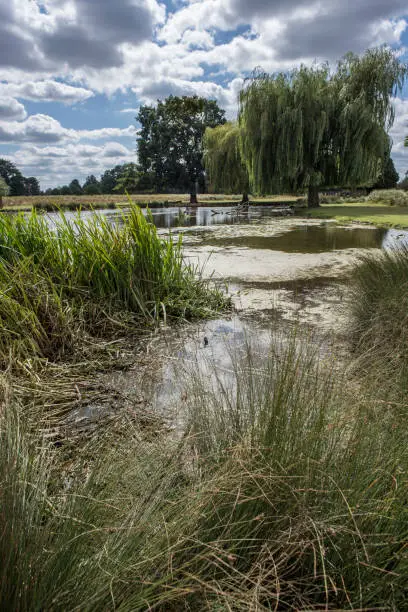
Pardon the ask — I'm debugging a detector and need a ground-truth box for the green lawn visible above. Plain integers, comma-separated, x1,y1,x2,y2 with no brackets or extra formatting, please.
304,201,408,228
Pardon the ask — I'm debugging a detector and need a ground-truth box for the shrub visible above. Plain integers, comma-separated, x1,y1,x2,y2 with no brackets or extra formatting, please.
367,188,408,206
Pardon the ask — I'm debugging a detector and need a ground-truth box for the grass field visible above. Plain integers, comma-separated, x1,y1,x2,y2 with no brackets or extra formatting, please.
305,201,408,228
2,193,301,212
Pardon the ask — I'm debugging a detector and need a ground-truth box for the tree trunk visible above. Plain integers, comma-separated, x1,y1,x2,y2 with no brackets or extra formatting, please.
0,196,3,209
190,182,198,206
241,191,249,204
308,185,320,208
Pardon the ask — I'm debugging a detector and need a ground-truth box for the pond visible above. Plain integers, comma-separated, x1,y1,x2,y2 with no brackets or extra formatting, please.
69,206,408,429
46,206,408,254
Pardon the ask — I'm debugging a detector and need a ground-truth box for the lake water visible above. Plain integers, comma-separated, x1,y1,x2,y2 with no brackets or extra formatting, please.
47,205,408,252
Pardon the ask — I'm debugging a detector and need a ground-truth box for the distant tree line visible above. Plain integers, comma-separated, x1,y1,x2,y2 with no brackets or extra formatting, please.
43,163,141,196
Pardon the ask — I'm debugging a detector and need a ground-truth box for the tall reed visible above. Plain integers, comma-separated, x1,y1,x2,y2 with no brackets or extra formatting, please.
0,205,227,362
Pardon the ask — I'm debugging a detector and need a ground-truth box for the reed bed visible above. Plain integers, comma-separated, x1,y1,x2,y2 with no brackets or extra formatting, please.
0,205,227,364
1,332,408,610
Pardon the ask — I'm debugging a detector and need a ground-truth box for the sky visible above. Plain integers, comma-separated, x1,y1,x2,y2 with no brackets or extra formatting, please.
0,0,408,189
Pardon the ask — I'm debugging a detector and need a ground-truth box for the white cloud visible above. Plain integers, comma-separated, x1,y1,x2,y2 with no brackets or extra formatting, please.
7,141,136,188
0,114,135,144
0,81,94,105
0,97,27,121
180,29,215,50
390,97,408,177
132,76,243,118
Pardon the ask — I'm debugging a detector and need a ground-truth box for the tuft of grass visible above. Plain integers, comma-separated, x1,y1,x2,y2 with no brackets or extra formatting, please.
350,245,408,396
0,260,75,366
0,204,228,362
2,333,408,609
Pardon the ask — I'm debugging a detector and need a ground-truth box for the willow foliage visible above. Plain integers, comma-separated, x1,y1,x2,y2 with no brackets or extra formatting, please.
203,122,249,195
239,48,407,205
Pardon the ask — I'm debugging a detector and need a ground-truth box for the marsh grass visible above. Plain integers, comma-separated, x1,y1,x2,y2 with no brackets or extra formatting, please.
350,244,408,397
2,332,408,610
0,204,227,363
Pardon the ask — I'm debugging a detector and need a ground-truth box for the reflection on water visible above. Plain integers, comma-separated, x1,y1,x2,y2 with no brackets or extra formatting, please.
146,206,277,228
46,206,288,229
203,225,389,253
45,206,408,254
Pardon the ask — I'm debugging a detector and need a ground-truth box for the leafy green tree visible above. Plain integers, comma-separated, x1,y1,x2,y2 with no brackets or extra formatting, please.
69,179,83,195
60,185,72,195
0,159,25,195
83,175,101,195
203,122,250,203
373,154,399,189
24,177,40,196
0,159,21,185
113,163,140,194
0,177,9,208
100,166,124,193
0,159,41,196
239,48,407,207
8,174,26,196
137,95,226,204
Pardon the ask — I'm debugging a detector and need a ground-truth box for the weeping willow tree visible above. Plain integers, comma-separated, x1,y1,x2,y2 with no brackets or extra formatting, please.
203,122,250,203
239,48,407,207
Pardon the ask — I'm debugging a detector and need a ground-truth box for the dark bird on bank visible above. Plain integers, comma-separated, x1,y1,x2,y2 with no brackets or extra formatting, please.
204,336,209,347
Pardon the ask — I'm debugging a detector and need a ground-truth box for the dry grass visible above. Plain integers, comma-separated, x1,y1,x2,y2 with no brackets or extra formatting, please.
2,193,301,211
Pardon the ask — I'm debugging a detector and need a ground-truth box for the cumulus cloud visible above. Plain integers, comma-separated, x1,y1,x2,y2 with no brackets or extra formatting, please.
0,114,135,145
0,81,94,105
180,29,215,50
0,97,27,121
0,2,45,71
7,141,136,188
390,97,408,177
132,77,243,118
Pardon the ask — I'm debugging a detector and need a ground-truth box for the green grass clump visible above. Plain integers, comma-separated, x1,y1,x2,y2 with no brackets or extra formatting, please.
0,204,227,362
305,202,408,228
350,245,408,396
0,260,75,365
181,334,408,609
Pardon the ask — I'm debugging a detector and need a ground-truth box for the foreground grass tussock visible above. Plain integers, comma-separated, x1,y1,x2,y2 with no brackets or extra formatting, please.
0,205,227,363
351,244,408,396
1,334,408,610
